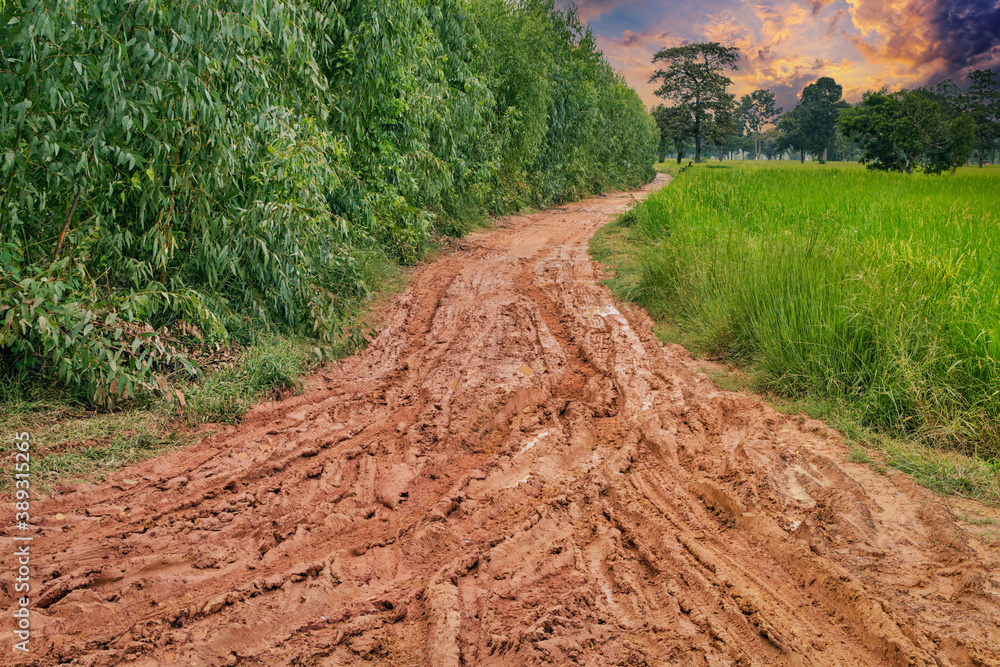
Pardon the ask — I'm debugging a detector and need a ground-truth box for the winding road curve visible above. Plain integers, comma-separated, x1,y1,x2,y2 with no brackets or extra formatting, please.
3,174,1000,666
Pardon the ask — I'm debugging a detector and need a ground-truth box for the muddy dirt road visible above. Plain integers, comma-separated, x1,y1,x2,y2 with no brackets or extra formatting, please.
4,174,1000,666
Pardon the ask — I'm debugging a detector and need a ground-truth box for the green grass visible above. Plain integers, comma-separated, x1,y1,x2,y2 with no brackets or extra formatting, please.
959,514,996,526
654,161,686,178
1,249,406,493
595,161,1000,502
0,332,319,492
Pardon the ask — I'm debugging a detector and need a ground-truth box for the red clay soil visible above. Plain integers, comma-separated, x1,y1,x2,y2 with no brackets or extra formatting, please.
3,174,1000,666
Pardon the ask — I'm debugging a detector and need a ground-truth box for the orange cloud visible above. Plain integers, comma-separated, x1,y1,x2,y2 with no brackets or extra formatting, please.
753,2,809,45
615,28,675,48
586,0,1000,112
702,12,756,51
845,0,940,66
811,0,837,15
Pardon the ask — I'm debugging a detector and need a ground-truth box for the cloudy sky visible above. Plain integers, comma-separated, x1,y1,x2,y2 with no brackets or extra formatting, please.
556,0,1000,111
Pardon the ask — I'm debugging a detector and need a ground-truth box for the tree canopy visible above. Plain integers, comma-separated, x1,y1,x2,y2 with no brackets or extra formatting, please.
649,42,739,163
738,90,782,159
0,0,658,404
838,88,975,174
776,108,807,162
965,69,1000,167
652,105,693,164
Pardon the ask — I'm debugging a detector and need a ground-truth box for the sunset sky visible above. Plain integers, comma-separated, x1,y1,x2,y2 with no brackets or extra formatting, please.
556,0,1000,111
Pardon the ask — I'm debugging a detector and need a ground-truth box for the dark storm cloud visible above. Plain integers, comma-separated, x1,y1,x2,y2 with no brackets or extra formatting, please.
849,0,1000,77
765,72,829,111
931,0,1000,70
769,82,804,112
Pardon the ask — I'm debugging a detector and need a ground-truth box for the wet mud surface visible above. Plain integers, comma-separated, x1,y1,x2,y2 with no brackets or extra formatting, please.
3,174,1000,666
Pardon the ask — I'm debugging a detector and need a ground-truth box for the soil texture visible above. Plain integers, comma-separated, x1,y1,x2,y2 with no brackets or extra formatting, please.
4,174,1000,666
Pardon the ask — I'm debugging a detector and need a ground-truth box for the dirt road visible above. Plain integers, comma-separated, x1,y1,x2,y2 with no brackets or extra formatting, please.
4,174,1000,666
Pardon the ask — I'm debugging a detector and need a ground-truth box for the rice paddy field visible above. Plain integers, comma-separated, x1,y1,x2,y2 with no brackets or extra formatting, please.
597,162,1000,460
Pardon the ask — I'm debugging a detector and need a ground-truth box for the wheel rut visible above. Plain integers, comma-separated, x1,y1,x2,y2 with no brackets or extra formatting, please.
3,174,999,666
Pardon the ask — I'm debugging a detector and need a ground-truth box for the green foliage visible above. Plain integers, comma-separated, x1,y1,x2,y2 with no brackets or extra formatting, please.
0,0,657,406
778,77,847,163
606,164,1000,457
473,0,656,209
964,69,1000,167
652,105,693,163
1,0,359,404
738,89,782,159
649,42,739,163
706,100,737,157
840,88,977,174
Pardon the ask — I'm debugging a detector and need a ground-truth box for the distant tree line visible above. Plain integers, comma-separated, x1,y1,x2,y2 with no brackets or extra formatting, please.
649,43,1000,172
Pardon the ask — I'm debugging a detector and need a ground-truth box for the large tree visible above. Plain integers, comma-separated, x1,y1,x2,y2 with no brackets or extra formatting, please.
776,109,808,162
760,127,783,160
652,105,693,164
797,77,849,163
839,89,975,174
707,93,737,161
649,42,739,163
738,89,782,159
917,78,978,172
965,69,1000,168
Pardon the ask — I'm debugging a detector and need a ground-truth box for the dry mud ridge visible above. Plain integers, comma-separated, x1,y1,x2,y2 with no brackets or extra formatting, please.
4,174,1000,667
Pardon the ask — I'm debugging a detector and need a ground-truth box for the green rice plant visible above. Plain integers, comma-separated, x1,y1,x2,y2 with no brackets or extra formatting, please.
616,164,1000,457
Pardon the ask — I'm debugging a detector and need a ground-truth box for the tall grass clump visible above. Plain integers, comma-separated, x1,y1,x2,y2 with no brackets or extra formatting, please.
625,165,1000,457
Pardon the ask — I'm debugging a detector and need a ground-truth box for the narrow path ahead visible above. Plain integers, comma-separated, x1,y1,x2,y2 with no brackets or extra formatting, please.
4,175,999,666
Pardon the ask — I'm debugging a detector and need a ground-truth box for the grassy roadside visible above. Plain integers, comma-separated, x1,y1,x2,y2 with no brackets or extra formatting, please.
593,161,1000,505
693,362,1000,504
0,250,407,493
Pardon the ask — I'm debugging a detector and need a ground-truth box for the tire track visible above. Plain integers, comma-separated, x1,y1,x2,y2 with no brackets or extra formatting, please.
2,175,999,666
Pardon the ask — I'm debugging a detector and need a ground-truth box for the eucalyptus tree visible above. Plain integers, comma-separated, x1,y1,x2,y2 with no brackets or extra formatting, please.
738,89,782,159
649,42,739,163
965,69,1000,167
0,0,658,403
652,105,694,163
776,109,808,162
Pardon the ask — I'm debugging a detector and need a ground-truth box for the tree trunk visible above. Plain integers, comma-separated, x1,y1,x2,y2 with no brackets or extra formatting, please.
694,134,702,163
676,151,682,164
800,148,805,163
820,148,827,164
53,187,82,263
